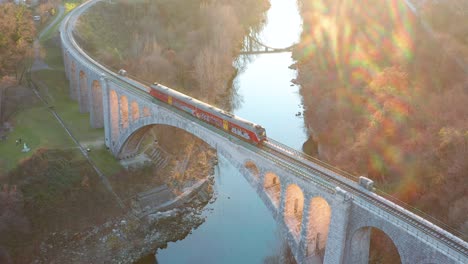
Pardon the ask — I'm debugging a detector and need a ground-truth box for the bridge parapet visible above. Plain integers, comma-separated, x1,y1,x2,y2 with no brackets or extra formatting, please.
61,1,468,263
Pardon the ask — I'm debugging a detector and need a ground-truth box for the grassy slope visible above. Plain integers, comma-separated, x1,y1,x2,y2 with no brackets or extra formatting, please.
33,0,123,174
31,40,123,174
0,104,75,173
32,69,104,142
0,5,125,259
1,1,122,175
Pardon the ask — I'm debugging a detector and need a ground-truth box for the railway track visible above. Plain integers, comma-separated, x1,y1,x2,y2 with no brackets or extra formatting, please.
62,0,468,261
262,139,468,257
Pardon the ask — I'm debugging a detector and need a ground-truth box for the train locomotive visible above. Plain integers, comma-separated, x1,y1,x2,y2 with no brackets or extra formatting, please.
149,83,267,144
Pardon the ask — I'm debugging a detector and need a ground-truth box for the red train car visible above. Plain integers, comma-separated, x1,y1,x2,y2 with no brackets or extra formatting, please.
149,83,267,144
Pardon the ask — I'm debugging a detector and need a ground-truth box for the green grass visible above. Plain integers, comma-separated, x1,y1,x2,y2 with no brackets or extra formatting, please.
32,69,104,143
1,0,122,175
0,105,76,173
31,41,123,175
88,147,123,176
43,41,66,70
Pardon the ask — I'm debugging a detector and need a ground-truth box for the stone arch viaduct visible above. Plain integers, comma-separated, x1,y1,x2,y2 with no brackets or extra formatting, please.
60,1,468,263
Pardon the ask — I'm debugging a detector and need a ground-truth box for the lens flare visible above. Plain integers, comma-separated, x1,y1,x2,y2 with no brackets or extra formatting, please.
296,0,420,188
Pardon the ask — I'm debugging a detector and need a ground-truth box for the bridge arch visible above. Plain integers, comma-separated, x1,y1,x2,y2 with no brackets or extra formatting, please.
61,2,468,264
347,225,402,264
70,60,77,99
119,124,153,159
143,106,150,117
263,172,281,208
79,70,89,112
306,196,331,257
109,90,119,143
244,160,260,179
115,113,219,159
91,80,104,127
120,95,129,129
131,101,140,122
284,184,304,240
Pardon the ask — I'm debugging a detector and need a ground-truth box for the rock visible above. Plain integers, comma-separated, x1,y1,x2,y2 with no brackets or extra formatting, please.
147,209,179,223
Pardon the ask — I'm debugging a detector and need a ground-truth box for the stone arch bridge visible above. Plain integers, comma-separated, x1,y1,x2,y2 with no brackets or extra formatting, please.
60,1,468,263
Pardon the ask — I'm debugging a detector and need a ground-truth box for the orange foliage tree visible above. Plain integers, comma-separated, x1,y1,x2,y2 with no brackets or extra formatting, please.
294,0,468,234
0,3,36,78
0,3,35,123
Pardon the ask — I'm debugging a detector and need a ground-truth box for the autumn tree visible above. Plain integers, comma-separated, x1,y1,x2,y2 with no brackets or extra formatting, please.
0,3,36,123
0,3,36,78
37,2,54,19
193,5,243,104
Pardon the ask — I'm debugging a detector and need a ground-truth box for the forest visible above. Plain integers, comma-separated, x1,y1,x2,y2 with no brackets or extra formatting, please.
0,0,274,261
76,0,269,109
293,0,467,240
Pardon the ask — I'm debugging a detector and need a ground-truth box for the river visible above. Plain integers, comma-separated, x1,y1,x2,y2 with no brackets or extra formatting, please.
156,0,305,262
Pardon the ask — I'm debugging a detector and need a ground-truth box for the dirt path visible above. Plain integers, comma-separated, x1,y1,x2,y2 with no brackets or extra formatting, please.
39,5,65,40
31,6,65,72
28,4,125,209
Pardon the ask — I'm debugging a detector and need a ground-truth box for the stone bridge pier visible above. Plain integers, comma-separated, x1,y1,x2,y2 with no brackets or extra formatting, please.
60,1,468,262
60,55,466,263
96,80,462,263
62,48,104,128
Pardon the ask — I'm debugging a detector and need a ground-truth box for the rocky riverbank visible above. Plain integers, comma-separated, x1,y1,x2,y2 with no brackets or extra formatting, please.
32,156,217,264
0,134,218,264
35,177,215,264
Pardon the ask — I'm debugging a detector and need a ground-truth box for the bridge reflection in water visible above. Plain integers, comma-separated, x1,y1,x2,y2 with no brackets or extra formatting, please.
241,35,295,54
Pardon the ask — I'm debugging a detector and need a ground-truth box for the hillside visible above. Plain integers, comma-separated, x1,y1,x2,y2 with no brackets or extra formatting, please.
75,0,269,109
293,0,467,238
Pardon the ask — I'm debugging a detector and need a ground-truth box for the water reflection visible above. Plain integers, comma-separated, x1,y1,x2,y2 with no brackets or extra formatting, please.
234,52,307,150
157,0,305,262
157,157,282,263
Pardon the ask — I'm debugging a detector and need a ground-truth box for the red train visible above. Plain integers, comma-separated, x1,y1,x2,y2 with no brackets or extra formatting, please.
149,83,267,144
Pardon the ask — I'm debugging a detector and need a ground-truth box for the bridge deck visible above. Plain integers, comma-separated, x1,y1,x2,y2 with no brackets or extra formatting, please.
61,1,468,262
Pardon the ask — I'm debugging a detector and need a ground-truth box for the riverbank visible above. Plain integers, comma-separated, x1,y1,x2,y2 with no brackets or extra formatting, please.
292,0,467,261
0,5,221,262
75,0,269,108
34,169,216,264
